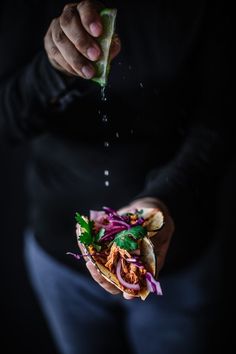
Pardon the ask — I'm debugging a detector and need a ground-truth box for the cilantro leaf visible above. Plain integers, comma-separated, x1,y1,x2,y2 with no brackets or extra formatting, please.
75,212,93,246
126,225,147,239
114,225,147,251
75,212,89,230
95,228,105,242
94,244,102,252
79,232,93,245
114,234,138,251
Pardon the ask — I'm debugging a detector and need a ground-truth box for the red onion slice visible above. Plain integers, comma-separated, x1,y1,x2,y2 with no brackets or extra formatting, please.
110,220,130,228
126,258,144,268
116,259,140,291
66,252,88,260
125,258,137,263
100,226,127,241
146,272,163,295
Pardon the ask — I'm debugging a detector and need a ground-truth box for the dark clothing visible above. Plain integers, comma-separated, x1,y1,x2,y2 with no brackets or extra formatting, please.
24,232,221,354
0,1,232,272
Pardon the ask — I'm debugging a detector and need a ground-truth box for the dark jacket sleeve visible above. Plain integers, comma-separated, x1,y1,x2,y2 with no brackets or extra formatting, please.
0,50,94,144
134,2,233,223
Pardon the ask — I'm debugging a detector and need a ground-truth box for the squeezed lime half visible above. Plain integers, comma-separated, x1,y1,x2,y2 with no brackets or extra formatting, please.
92,8,117,87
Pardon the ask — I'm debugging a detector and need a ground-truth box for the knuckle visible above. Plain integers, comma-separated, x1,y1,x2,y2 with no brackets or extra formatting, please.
51,18,58,29
49,45,59,57
60,5,75,26
74,35,89,51
77,0,87,11
77,0,97,23
63,3,73,11
54,29,65,44
62,63,70,72
71,58,83,70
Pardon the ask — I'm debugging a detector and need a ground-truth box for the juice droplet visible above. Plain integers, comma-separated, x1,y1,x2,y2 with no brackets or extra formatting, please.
105,181,110,187
128,65,132,70
115,132,119,138
130,129,134,135
102,115,108,123
104,170,109,176
101,86,107,101
104,141,110,148
140,82,144,88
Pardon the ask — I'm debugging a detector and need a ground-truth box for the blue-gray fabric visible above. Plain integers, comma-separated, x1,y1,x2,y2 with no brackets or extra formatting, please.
24,233,221,354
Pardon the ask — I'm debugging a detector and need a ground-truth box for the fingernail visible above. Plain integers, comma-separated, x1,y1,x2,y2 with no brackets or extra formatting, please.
89,22,102,37
123,293,135,300
87,47,100,61
81,65,94,79
86,260,93,269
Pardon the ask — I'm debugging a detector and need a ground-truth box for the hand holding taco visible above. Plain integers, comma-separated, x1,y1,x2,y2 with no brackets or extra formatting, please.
70,197,174,300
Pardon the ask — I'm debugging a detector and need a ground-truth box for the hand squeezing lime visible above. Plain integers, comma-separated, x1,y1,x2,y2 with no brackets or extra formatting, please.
92,8,117,87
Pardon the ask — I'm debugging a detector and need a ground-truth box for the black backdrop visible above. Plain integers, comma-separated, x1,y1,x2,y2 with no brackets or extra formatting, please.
0,144,235,353
0,144,59,354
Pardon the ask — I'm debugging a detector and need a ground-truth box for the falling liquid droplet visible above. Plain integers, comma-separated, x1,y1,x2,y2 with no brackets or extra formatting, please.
104,170,109,176
105,181,110,187
101,86,107,101
128,65,132,70
130,129,134,135
104,141,110,148
115,132,119,138
140,82,144,88
98,109,101,115
102,115,108,123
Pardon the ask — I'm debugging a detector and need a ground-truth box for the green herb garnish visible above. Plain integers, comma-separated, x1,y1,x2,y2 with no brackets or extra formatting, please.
75,212,94,246
95,228,106,242
114,225,147,251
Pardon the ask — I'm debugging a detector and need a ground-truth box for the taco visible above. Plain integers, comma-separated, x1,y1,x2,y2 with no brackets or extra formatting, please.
73,207,164,300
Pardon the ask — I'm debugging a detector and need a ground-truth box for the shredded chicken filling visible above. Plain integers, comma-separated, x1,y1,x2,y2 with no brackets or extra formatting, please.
90,243,148,293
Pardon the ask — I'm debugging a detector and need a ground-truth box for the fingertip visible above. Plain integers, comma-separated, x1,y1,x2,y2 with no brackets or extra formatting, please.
123,293,135,300
86,260,93,270
89,21,103,37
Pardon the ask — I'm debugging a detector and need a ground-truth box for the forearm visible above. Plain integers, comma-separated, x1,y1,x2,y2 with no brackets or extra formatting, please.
134,119,231,224
136,3,232,222
0,51,92,144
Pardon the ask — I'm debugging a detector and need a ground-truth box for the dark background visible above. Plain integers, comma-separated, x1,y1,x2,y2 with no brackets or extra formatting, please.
0,143,235,354
0,144,59,353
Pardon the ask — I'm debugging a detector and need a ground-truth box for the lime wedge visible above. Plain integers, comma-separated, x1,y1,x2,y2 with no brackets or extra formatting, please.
92,8,117,87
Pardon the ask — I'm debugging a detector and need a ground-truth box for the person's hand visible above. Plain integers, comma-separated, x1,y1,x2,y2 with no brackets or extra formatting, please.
77,224,120,295
44,1,121,78
82,197,175,300
119,197,175,278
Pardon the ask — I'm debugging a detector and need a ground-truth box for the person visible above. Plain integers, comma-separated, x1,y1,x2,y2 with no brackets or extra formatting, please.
0,1,232,353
